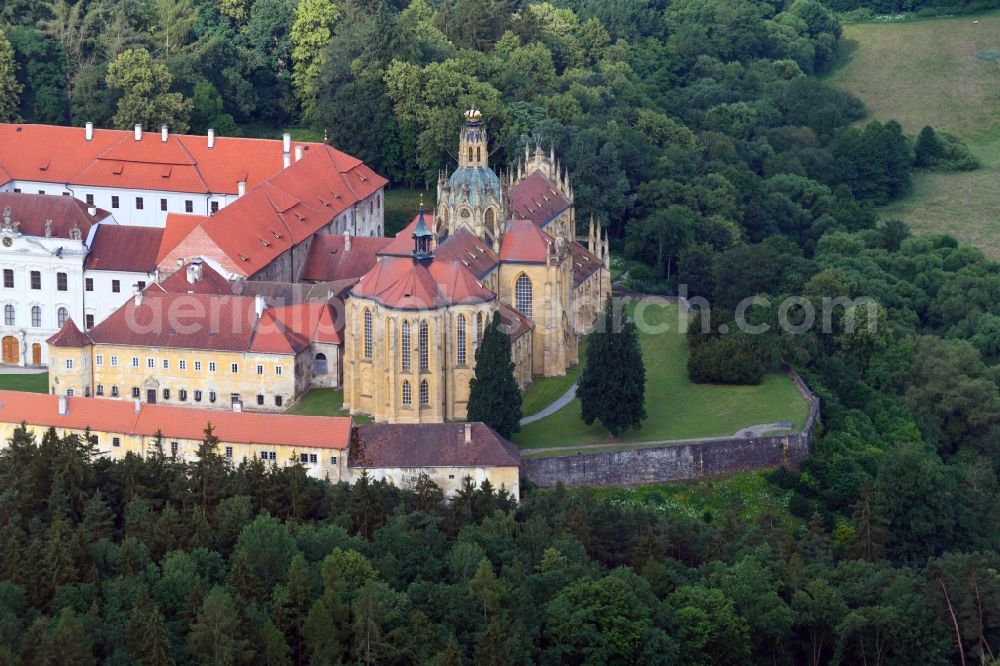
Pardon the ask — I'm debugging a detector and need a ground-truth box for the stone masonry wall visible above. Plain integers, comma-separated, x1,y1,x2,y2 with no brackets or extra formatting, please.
523,365,820,488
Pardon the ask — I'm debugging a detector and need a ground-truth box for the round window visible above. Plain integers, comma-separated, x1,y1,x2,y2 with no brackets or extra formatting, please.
1,237,11,248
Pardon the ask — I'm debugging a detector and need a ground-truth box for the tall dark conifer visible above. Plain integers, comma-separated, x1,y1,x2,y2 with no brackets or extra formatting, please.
467,311,522,439
578,295,647,437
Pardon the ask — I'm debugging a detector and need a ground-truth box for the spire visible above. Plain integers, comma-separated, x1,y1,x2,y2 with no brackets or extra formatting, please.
602,229,610,269
412,196,433,265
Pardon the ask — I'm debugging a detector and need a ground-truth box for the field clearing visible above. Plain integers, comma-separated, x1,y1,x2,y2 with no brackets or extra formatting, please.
0,371,48,394
513,303,809,449
828,12,1000,258
286,388,371,423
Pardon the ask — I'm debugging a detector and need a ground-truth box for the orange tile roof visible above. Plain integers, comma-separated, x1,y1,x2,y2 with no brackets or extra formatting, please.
157,261,233,295
0,390,351,450
86,289,308,355
379,214,426,256
0,192,110,239
161,146,387,277
432,227,498,280
0,123,322,195
499,219,552,263
268,301,344,345
569,241,604,288
157,213,207,263
351,255,494,311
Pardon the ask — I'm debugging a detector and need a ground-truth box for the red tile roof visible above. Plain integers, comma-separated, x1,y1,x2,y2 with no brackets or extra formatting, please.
0,123,322,195
269,301,344,345
351,256,494,310
349,422,520,468
84,225,164,272
568,241,604,288
156,261,232,295
509,170,571,229
432,227,498,280
86,289,308,355
0,192,110,239
378,213,427,257
0,390,351,450
498,303,534,342
300,234,391,282
46,319,92,347
160,146,387,277
499,219,552,263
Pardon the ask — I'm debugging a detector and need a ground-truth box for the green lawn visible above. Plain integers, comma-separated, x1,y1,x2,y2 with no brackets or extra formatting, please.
0,372,48,394
235,123,325,143
384,187,435,237
827,11,1000,258
520,337,589,417
513,302,809,449
286,388,371,423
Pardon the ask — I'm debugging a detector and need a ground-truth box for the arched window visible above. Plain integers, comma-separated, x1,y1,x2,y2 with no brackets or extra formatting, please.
402,380,411,406
476,312,483,344
484,207,495,230
476,146,481,163
57,307,68,327
515,274,533,319
3,305,13,326
401,321,411,371
468,146,473,163
419,321,429,371
315,353,327,374
457,314,466,365
31,306,40,328
363,309,372,359
419,380,429,405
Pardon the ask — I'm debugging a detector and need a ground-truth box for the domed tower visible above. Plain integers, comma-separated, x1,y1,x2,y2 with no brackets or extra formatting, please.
436,108,508,251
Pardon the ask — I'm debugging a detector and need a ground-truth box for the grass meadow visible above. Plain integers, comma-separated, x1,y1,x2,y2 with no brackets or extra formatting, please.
513,302,809,450
827,11,1000,258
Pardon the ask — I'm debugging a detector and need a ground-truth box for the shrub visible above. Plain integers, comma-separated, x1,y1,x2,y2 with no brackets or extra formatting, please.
687,335,763,385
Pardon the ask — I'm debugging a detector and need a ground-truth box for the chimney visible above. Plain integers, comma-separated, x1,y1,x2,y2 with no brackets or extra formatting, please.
237,180,246,197
161,125,168,142
192,258,203,280
294,145,303,162
87,207,97,217
343,229,351,252
207,128,215,149
283,153,291,169
134,123,142,141
186,264,195,284
282,133,291,168
255,293,266,319
464,423,472,444
176,258,184,269
85,122,94,142
58,395,68,416
153,268,160,284
133,284,142,307
232,400,242,413
134,399,141,414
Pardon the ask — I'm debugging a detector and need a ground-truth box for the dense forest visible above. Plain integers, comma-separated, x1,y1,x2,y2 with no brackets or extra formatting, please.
1,0,1000,663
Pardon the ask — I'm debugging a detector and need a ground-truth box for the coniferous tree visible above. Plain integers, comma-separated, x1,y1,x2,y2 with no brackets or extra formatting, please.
578,295,647,437
467,311,522,439
914,125,942,167
0,27,21,121
127,587,173,666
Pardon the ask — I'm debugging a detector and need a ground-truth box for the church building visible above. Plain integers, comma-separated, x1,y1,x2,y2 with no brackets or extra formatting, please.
342,109,610,424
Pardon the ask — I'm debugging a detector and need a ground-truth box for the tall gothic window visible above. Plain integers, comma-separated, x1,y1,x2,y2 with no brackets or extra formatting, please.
476,146,481,163
484,208,495,234
401,320,411,371
457,315,466,365
515,274,533,320
402,380,411,406
363,309,373,359
419,380,429,405
476,312,483,344
468,146,473,163
419,321,429,371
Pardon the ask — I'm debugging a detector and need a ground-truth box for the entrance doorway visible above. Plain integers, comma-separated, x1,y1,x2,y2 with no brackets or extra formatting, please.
31,343,41,367
1,336,18,365
146,389,157,404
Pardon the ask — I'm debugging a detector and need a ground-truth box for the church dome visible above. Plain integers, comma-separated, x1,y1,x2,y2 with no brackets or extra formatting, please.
446,165,502,212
